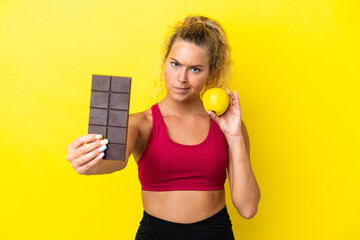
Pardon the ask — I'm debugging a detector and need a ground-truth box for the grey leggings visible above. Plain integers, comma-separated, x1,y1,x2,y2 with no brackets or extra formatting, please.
135,205,235,240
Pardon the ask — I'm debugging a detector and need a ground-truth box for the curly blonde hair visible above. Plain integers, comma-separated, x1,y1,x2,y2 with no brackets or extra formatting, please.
152,15,232,103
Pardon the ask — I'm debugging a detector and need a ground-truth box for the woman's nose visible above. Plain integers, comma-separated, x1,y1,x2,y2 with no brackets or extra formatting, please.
178,68,188,83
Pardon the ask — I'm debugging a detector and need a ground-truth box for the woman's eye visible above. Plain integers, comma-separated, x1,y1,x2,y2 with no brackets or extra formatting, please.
191,67,200,72
171,62,179,67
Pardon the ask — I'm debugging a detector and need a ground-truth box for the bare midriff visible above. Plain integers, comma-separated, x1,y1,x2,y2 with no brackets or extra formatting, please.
141,189,226,224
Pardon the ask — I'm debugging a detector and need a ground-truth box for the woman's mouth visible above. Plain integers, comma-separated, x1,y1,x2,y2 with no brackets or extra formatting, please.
174,87,190,93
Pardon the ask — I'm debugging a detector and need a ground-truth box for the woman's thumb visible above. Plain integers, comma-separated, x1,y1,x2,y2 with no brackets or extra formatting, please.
207,111,220,125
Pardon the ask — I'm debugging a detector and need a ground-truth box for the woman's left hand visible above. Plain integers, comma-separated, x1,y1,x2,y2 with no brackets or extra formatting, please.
207,89,242,138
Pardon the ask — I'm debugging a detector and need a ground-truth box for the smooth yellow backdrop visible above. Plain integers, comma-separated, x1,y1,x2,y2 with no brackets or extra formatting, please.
1,0,359,239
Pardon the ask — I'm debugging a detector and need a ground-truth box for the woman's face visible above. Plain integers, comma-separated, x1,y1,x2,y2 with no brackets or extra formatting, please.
164,40,211,102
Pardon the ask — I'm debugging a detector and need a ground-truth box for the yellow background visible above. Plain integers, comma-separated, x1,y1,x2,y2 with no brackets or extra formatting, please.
1,0,359,239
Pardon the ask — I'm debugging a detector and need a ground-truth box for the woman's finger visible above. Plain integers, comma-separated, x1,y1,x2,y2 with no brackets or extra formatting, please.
226,89,234,107
67,134,103,152
71,139,108,162
234,91,241,111
208,110,220,123
73,144,107,168
74,152,105,175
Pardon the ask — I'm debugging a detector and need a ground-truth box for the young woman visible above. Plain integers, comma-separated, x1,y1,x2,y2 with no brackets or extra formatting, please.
67,15,260,240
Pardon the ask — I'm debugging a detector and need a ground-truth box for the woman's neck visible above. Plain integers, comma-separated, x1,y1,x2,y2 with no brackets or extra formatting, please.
159,95,207,118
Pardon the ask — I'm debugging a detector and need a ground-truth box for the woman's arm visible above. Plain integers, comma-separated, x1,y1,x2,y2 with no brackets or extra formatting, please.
207,89,260,219
227,121,260,219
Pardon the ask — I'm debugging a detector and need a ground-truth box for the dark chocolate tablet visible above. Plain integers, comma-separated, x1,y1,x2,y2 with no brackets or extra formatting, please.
88,74,131,161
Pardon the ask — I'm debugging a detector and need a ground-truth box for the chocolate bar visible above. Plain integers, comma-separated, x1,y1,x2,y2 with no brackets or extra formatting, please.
88,74,131,161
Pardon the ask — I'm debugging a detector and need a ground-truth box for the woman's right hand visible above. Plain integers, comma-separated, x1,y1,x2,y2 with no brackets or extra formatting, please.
66,134,108,175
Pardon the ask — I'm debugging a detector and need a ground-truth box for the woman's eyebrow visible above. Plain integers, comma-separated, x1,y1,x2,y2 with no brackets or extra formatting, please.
170,58,204,68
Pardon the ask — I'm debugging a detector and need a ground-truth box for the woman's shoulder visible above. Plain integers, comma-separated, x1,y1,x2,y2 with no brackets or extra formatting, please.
129,106,153,137
129,107,152,124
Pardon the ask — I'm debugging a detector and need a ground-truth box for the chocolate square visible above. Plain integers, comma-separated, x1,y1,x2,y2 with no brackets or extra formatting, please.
105,144,126,161
91,92,109,108
108,110,128,127
107,127,127,144
92,75,110,91
89,108,108,125
109,93,130,110
88,125,107,137
111,76,131,93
